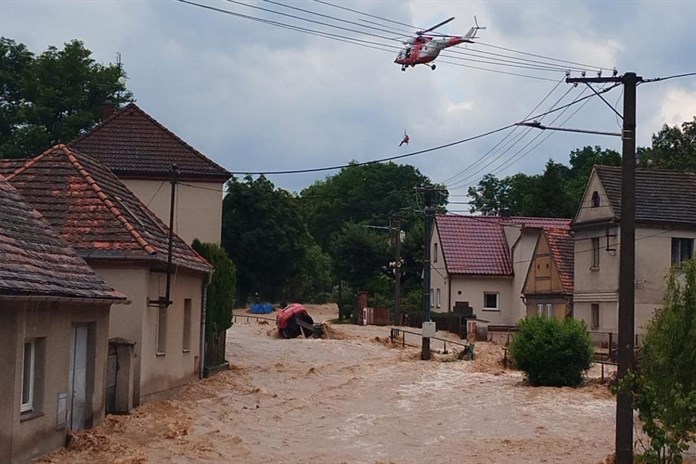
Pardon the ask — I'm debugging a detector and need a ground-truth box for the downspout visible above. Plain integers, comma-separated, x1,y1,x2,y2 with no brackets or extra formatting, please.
448,274,452,313
199,271,212,379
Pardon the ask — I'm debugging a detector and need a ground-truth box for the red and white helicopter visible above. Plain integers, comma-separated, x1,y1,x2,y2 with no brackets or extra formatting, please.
394,17,485,71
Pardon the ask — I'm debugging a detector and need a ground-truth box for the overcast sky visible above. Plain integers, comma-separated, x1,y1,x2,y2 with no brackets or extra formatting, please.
3,0,696,207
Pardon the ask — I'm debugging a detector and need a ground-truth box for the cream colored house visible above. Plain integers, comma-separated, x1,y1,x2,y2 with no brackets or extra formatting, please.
71,103,231,245
0,175,125,463
431,215,570,327
522,227,574,320
3,145,213,407
573,165,696,335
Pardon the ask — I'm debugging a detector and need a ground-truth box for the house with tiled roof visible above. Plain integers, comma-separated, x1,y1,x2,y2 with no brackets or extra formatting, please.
521,227,574,319
573,165,696,335
0,175,125,464
430,214,571,326
4,144,213,407
70,102,231,244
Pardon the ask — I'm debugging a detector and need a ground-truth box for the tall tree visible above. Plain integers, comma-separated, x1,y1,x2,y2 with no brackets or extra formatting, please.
222,175,310,305
467,146,620,218
639,118,696,170
331,221,391,290
300,162,447,251
0,38,131,158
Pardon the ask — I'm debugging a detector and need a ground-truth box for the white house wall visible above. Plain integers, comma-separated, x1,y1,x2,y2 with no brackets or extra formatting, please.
123,179,224,245
574,225,696,333
141,270,203,403
449,276,515,325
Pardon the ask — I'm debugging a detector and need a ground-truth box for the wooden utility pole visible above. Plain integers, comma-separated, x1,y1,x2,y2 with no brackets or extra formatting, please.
566,72,641,464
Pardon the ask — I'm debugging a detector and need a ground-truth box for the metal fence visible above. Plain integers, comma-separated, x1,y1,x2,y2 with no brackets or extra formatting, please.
389,327,471,354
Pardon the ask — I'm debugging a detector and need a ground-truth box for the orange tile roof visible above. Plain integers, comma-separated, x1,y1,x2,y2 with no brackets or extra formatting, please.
0,175,125,301
70,103,231,181
545,227,574,294
4,145,212,274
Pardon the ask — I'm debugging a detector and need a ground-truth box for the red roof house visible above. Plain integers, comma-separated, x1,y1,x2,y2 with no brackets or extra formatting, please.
0,175,125,463
4,144,213,407
431,214,571,327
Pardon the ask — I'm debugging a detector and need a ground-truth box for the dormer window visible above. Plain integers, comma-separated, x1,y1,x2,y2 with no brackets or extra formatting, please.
591,191,600,208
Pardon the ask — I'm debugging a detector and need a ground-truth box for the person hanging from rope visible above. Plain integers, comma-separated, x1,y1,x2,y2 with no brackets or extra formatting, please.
399,130,410,147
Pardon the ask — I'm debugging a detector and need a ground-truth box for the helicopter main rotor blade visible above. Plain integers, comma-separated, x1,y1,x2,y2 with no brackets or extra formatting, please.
418,16,455,35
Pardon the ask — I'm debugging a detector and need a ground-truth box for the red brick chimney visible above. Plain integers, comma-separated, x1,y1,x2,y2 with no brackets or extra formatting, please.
101,100,115,121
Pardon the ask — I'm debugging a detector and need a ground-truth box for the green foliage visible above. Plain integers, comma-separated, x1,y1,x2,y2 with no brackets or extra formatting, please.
0,37,131,159
300,162,446,250
624,261,696,463
639,118,696,171
222,175,310,304
331,221,391,290
191,240,237,335
467,146,620,217
509,316,593,387
284,242,333,303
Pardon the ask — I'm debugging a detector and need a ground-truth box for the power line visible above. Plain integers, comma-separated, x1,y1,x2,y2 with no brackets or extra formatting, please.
445,84,580,189
178,0,598,77
450,85,595,191
313,0,419,31
476,41,613,72
232,125,514,175
641,71,696,84
440,76,566,185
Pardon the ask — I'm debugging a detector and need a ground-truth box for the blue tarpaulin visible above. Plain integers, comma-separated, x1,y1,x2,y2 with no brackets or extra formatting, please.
250,303,273,314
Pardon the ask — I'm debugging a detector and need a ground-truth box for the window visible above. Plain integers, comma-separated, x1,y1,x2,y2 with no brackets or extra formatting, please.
434,243,438,263
430,289,434,308
546,303,553,318
671,238,694,266
183,299,192,352
157,307,167,354
591,304,600,330
483,292,498,310
591,237,600,269
21,340,35,413
591,191,600,208
435,289,441,308
536,303,544,316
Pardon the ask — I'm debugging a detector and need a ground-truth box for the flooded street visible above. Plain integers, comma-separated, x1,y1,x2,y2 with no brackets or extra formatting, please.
38,305,618,464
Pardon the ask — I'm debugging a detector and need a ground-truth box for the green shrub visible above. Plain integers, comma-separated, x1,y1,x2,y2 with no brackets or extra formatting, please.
509,316,593,387
621,262,696,463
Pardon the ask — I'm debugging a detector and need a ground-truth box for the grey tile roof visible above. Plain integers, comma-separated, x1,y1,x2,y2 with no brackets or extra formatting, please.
594,165,696,225
70,103,231,181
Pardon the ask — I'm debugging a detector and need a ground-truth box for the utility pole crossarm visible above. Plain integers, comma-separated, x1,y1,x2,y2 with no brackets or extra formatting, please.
566,76,622,84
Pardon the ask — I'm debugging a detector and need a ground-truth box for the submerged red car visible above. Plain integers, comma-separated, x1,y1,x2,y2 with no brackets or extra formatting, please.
277,304,317,339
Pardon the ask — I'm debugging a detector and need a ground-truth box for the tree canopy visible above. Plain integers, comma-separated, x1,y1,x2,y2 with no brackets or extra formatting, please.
222,175,311,305
0,37,131,158
638,118,696,171
300,162,447,250
467,146,621,217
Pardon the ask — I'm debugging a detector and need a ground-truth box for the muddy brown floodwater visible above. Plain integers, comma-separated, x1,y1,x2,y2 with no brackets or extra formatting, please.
39,304,625,464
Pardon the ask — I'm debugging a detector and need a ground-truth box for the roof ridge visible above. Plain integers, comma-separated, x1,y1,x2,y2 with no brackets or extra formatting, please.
60,145,157,255
4,145,55,181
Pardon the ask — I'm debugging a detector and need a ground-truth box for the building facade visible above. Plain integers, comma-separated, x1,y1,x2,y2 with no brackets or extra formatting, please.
0,176,125,463
71,103,231,244
3,145,212,407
